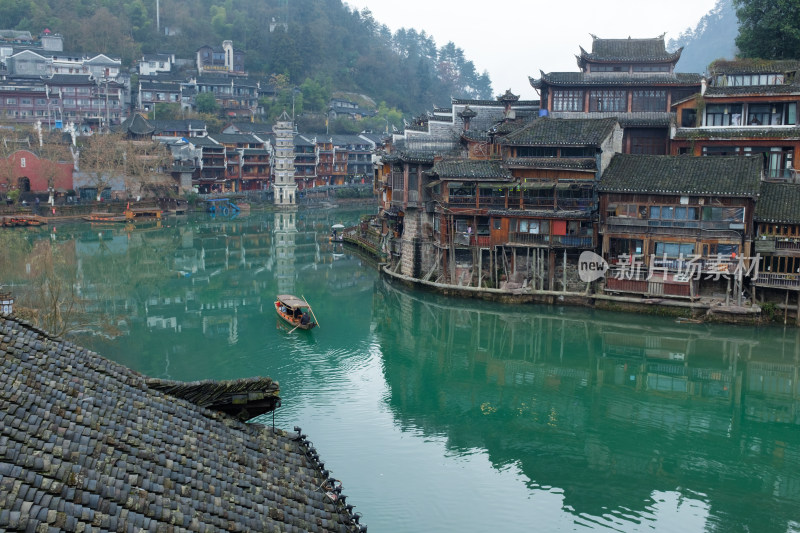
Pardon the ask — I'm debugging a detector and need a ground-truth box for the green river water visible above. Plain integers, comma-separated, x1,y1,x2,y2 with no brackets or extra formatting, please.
2,207,800,532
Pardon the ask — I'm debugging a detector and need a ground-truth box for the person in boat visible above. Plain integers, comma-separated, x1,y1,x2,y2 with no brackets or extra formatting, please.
300,312,310,326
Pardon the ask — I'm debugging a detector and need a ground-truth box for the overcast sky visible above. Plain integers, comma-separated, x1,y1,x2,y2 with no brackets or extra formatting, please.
343,0,721,100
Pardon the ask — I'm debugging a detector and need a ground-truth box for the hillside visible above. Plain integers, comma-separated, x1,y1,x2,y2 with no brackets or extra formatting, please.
668,0,739,73
0,0,493,114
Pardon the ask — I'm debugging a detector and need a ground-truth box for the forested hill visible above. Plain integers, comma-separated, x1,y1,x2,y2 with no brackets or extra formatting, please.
0,0,493,114
667,0,738,73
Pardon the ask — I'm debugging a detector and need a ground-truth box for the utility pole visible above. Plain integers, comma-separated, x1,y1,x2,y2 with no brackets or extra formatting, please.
156,0,160,34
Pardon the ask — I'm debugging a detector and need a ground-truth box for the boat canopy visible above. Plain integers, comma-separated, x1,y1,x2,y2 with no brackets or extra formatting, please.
276,294,310,309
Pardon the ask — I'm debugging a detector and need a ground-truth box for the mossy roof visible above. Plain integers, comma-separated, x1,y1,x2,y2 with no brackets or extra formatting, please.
755,182,800,224
598,154,762,197
0,315,361,532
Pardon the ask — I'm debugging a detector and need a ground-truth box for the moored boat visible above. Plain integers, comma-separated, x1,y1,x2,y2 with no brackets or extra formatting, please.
275,294,317,330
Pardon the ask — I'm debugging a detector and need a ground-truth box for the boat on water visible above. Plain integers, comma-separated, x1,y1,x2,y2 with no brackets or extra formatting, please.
83,212,129,223
329,223,345,242
83,205,162,223
275,294,317,330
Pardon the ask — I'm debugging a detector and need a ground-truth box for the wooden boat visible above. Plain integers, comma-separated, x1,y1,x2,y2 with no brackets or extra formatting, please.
275,294,317,330
1,215,45,227
83,212,128,223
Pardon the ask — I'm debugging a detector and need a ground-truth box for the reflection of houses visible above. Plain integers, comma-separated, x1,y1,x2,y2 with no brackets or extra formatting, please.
530,34,701,154
671,59,800,180
598,154,761,300
374,278,800,531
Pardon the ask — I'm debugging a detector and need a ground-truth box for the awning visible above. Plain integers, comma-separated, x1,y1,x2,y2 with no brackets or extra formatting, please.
426,179,442,188
555,182,575,190
521,182,555,190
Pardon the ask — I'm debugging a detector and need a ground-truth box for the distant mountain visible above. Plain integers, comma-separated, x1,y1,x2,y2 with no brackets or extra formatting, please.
668,0,739,74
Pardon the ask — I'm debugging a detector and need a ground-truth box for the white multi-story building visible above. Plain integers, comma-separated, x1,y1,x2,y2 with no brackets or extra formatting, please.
272,110,297,207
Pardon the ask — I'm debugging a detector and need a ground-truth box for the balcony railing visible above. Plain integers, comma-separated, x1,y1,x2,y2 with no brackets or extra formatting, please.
509,232,594,247
752,272,800,288
606,216,740,232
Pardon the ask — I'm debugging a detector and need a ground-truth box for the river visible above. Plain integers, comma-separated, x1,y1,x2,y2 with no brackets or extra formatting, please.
2,207,799,532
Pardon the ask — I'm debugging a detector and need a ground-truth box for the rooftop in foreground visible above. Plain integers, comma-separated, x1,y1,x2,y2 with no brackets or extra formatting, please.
0,314,364,532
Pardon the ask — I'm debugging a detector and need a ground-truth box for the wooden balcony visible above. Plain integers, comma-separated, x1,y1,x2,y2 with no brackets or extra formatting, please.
509,232,594,248
752,272,800,288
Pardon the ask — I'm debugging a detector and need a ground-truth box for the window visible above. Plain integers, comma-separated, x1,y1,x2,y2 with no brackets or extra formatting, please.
747,104,771,126
517,147,558,158
5,98,16,104
654,242,694,257
633,64,670,72
701,206,744,222
552,90,584,112
703,146,738,156
589,89,626,112
631,89,667,112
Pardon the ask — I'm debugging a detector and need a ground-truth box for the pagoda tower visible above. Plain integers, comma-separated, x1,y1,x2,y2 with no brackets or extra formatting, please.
272,110,297,207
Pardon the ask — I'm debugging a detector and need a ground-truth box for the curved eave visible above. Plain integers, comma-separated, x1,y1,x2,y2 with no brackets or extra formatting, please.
488,208,593,219
598,186,757,197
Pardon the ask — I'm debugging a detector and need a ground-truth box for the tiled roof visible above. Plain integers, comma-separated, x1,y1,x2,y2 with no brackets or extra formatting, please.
429,159,511,180
755,182,800,224
581,37,680,62
549,111,674,127
708,59,800,75
188,136,222,147
704,85,800,97
44,74,96,85
598,154,762,196
117,113,155,136
208,133,262,145
500,117,618,146
451,98,539,108
673,127,800,140
487,208,592,219
0,314,362,532
530,71,702,87
504,157,597,170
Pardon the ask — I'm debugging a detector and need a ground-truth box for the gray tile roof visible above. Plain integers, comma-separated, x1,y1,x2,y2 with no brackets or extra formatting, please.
532,71,702,88
755,182,800,224
429,160,511,180
0,314,363,532
673,127,800,140
704,85,800,97
549,111,674,127
504,157,597,171
708,59,800,75
116,113,155,136
582,37,678,62
598,154,762,196
501,117,618,146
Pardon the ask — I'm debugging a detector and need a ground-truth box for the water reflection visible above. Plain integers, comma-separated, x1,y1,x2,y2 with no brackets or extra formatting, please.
372,277,800,532
3,210,800,531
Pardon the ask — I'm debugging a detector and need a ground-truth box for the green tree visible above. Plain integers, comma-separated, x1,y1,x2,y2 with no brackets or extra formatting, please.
154,103,182,120
195,92,219,114
734,0,800,58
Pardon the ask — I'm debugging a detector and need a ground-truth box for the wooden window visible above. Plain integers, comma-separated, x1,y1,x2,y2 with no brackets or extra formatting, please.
552,90,584,112
589,90,626,112
631,89,667,112
706,104,742,126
